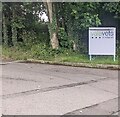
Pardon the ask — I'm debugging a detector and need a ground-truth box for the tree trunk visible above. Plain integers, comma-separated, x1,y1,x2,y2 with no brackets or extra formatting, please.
2,21,4,44
7,22,13,46
2,11,7,45
4,3,13,46
46,1,59,49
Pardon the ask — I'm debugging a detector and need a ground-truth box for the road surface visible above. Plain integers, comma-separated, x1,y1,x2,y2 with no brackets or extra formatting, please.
0,62,119,115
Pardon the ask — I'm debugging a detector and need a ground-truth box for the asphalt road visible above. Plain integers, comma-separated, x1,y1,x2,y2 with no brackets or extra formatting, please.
0,62,119,115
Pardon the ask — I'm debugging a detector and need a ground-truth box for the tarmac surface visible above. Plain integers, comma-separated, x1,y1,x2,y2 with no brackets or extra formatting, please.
0,62,119,115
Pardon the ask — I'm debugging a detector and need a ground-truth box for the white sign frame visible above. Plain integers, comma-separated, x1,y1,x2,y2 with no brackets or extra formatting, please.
89,27,116,61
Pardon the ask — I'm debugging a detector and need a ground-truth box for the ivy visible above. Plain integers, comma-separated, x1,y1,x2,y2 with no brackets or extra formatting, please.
58,28,72,49
48,15,57,39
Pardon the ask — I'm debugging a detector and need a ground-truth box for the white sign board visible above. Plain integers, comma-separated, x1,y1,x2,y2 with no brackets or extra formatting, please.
89,27,116,61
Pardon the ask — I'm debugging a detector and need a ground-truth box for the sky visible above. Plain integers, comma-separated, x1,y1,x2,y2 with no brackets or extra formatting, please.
40,12,48,22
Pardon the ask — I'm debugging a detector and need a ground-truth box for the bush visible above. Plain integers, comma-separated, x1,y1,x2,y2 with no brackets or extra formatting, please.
58,28,73,49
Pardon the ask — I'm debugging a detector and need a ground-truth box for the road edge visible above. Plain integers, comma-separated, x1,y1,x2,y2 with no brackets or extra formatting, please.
1,58,119,70
19,59,120,70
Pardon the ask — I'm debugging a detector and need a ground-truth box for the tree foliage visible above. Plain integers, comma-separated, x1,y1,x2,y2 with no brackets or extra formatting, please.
2,2,120,53
103,2,120,19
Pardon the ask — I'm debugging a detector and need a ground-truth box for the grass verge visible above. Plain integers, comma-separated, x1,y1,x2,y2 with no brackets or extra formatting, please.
1,45,119,67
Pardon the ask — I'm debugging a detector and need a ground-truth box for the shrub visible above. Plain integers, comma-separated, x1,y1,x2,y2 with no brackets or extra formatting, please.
58,28,73,49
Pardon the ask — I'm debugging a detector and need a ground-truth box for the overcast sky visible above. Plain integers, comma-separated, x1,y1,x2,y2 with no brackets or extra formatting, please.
40,12,48,22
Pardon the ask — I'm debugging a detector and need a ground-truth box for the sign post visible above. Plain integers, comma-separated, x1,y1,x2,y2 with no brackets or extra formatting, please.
89,27,116,61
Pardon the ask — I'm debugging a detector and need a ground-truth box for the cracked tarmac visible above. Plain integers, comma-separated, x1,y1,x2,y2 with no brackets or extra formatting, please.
0,62,119,115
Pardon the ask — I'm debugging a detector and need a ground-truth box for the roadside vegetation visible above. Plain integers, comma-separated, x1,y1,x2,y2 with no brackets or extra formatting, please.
1,2,120,65
2,45,119,65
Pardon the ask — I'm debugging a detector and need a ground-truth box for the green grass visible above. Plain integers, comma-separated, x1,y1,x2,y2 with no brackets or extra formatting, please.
55,54,119,65
1,45,119,65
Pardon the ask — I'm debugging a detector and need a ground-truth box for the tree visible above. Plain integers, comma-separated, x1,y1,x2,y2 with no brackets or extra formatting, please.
55,2,101,51
103,2,120,19
3,3,13,46
2,2,45,45
44,1,59,49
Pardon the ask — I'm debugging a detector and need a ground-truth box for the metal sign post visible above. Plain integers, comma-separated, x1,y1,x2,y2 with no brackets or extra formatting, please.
89,27,116,61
